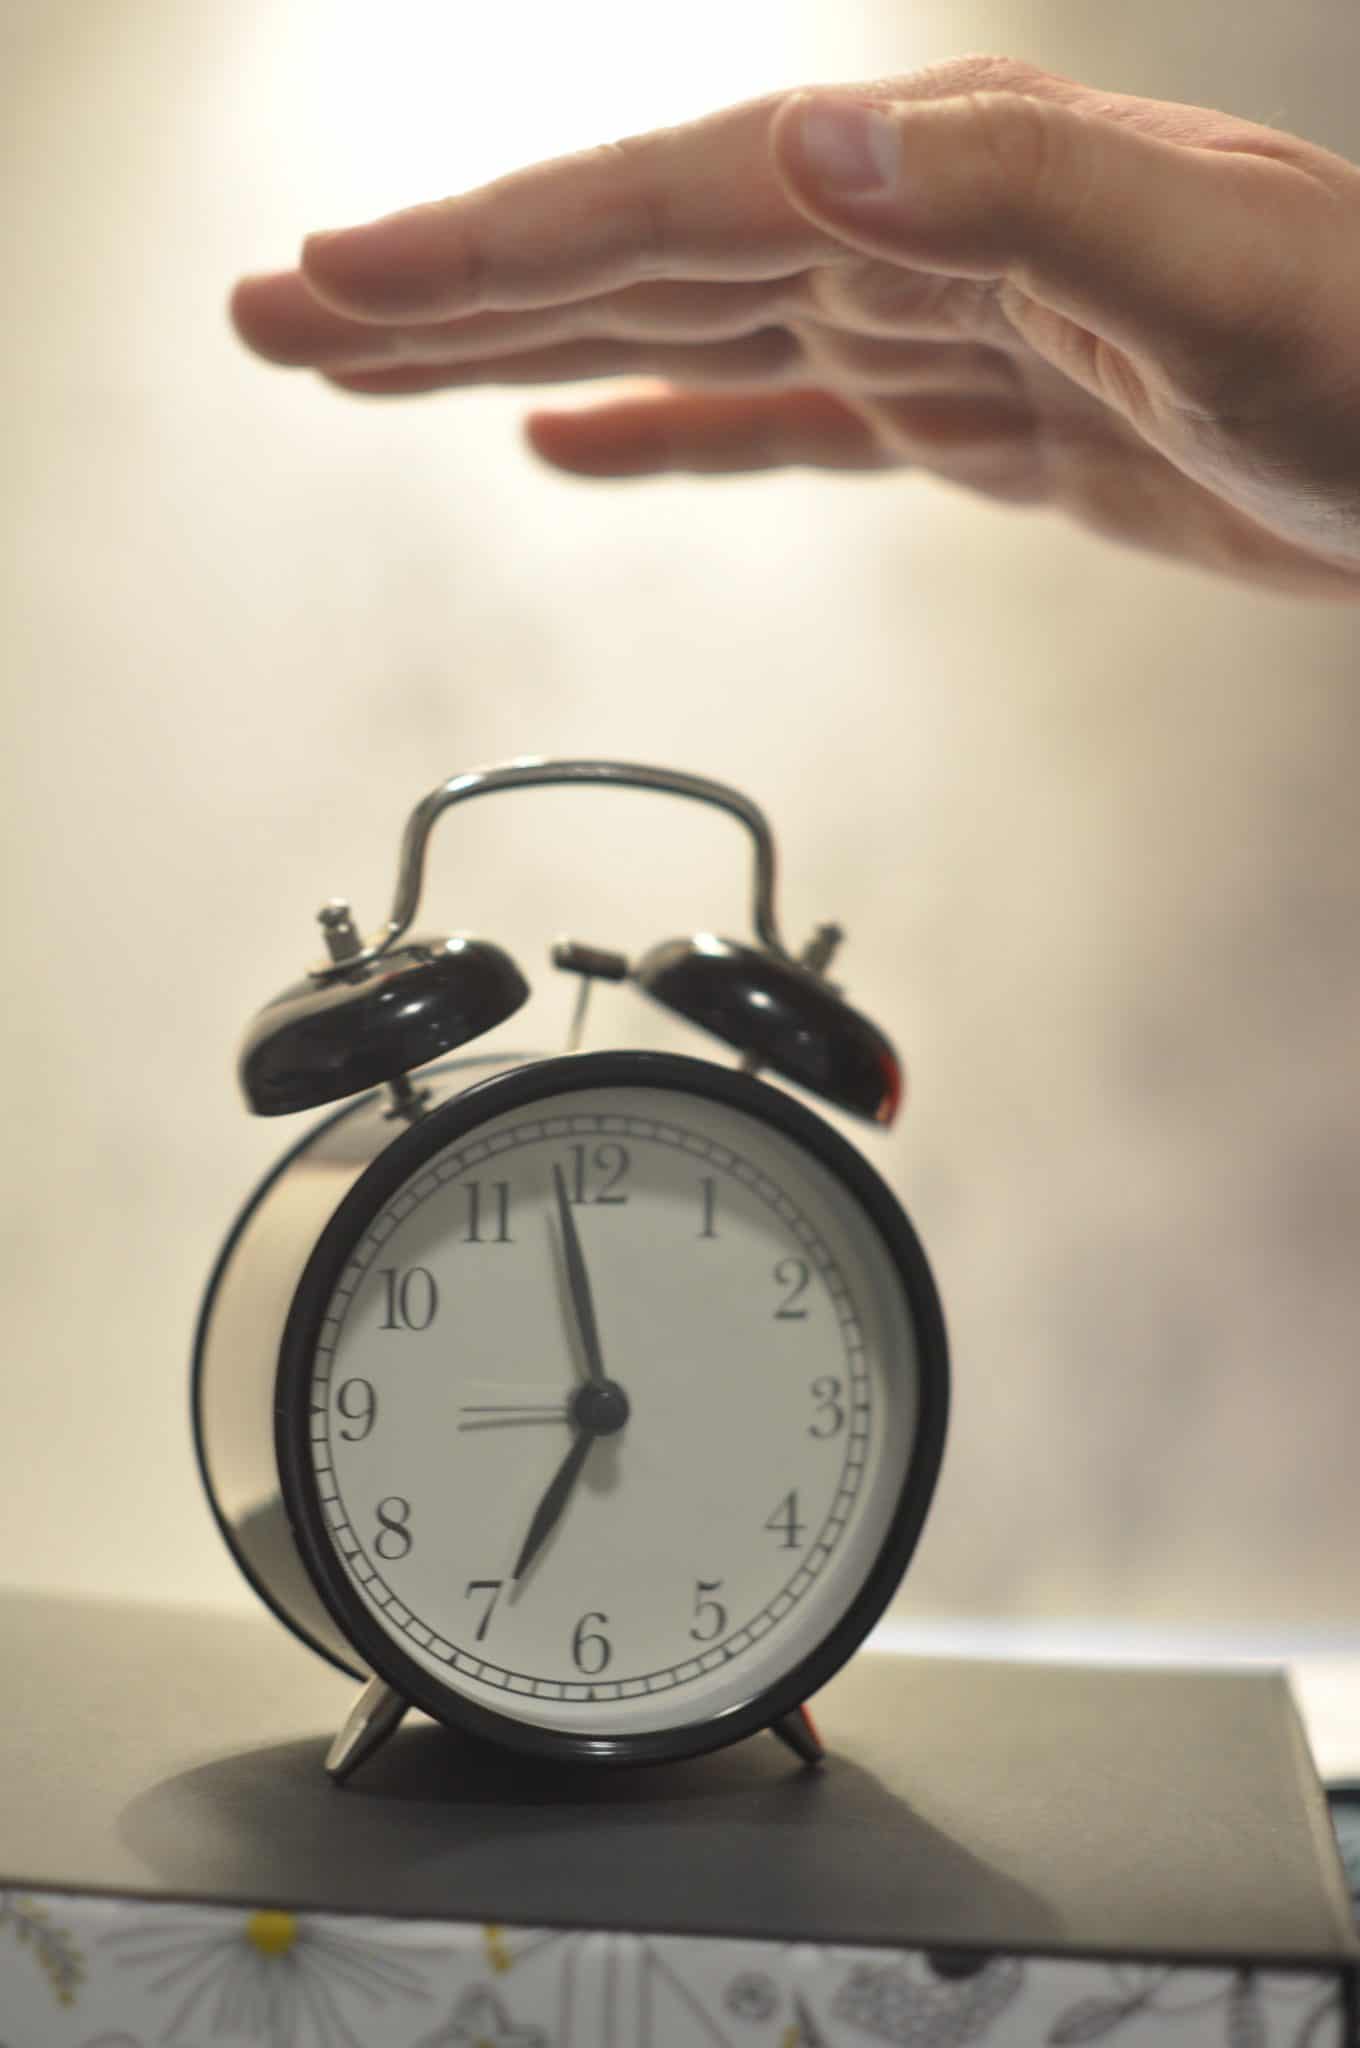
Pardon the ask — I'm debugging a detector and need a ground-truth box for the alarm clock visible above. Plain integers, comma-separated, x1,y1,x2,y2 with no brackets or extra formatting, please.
193,759,949,1782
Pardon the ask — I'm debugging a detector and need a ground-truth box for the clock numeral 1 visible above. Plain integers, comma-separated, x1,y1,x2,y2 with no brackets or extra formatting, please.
571,1611,612,1675
764,1490,806,1551
465,1579,504,1641
698,1176,718,1239
464,1179,512,1244
689,1578,727,1643
565,1142,630,1205
773,1257,811,1319
374,1496,413,1560
335,1377,377,1442
377,1266,439,1331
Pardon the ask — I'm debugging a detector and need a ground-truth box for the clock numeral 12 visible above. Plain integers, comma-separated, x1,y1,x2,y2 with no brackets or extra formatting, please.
565,1143,630,1205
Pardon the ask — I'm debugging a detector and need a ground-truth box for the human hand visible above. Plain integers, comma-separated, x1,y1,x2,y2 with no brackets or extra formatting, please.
230,57,1360,597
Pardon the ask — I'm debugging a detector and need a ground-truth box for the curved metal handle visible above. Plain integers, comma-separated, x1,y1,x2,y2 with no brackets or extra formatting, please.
319,758,798,974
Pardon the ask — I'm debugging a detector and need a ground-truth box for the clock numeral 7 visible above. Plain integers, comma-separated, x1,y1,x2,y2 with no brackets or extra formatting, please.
465,1578,504,1641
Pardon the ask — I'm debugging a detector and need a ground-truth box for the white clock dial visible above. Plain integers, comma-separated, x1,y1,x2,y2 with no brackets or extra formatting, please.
295,1075,934,1742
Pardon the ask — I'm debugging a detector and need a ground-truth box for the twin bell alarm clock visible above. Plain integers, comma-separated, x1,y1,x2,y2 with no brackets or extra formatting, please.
193,760,949,1782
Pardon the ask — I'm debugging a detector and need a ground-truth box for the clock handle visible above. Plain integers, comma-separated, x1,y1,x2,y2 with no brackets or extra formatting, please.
322,758,800,976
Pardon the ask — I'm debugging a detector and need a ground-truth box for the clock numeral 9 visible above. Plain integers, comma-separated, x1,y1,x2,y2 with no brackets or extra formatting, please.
564,1142,630,1205
374,1496,413,1560
690,1579,727,1643
764,1490,806,1551
335,1377,377,1442
377,1266,439,1331
571,1611,612,1674
774,1257,811,1319
809,1376,845,1439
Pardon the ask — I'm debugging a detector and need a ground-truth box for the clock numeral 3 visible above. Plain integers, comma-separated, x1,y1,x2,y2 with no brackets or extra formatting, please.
690,1578,728,1643
335,1377,377,1441
764,1490,806,1551
571,1611,612,1674
565,1142,630,1205
374,1496,413,1560
773,1257,811,1319
809,1376,845,1439
377,1266,439,1331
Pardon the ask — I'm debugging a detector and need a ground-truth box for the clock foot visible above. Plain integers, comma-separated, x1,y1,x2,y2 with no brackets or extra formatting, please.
326,1673,408,1784
770,1703,825,1766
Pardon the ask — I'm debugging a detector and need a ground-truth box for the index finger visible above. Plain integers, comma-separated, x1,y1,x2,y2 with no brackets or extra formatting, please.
299,90,832,323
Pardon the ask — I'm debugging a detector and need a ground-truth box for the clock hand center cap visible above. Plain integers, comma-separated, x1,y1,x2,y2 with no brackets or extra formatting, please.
570,1377,630,1437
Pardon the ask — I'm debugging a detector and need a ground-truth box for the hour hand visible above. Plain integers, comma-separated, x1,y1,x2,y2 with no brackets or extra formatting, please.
512,1429,594,1581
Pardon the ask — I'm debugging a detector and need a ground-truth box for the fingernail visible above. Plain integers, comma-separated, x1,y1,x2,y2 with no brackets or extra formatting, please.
798,98,900,195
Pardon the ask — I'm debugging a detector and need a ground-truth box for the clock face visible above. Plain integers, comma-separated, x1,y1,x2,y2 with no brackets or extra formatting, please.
279,1055,947,1759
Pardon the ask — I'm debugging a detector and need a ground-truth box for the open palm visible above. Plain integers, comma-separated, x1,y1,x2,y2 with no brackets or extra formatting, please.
232,57,1360,597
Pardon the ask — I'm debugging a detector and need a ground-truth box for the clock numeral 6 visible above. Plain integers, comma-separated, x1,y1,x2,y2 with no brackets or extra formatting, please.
377,1266,439,1331
690,1578,728,1643
774,1257,811,1319
335,1377,377,1442
564,1142,630,1205
374,1496,413,1560
571,1611,612,1675
764,1490,806,1551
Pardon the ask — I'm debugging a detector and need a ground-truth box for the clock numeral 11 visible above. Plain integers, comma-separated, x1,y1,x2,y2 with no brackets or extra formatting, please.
464,1179,512,1244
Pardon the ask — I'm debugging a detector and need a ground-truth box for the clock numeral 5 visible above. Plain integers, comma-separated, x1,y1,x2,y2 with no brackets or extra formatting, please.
690,1578,728,1643
377,1266,439,1331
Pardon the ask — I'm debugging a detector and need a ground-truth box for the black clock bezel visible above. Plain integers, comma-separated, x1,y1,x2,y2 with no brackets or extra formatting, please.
275,1049,949,1767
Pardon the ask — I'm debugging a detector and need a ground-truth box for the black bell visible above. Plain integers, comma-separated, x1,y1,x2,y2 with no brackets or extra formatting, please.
239,934,529,1116
635,935,903,1125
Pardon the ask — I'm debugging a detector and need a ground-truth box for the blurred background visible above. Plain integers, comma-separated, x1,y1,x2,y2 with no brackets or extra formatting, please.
5,0,1360,1753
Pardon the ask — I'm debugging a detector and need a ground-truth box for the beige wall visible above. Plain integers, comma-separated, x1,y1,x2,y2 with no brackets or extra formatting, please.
5,0,1360,1636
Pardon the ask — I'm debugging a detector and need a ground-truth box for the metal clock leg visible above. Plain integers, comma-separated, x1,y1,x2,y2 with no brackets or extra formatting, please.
770,1704,825,1766
326,1673,409,1784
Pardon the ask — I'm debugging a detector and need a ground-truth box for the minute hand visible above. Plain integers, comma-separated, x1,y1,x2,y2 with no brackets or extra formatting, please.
552,1161,605,1382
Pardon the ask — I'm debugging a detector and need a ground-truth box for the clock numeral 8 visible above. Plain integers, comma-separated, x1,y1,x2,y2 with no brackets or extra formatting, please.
571,1611,612,1674
374,1496,413,1560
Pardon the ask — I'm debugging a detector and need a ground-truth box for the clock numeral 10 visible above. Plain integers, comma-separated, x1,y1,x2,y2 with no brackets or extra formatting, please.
377,1266,439,1331
564,1142,630,1205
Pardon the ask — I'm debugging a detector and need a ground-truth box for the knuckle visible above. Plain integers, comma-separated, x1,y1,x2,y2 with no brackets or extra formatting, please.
596,132,673,278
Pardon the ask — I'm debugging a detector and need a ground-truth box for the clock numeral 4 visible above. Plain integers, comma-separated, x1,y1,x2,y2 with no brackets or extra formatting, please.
374,1496,413,1560
564,1142,630,1205
764,1490,807,1551
571,1611,612,1674
377,1266,439,1331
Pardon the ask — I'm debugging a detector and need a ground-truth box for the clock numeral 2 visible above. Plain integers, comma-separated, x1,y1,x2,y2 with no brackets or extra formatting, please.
377,1266,439,1331
565,1143,630,1205
764,1490,806,1551
774,1257,810,1319
374,1496,413,1560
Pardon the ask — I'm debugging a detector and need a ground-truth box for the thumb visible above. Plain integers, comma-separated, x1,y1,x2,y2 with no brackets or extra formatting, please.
770,87,1339,408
